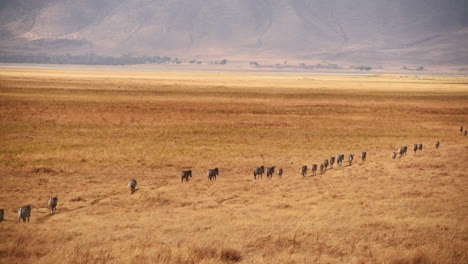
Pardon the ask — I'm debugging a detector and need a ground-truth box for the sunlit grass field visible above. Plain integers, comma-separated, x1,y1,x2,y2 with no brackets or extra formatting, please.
0,68,467,263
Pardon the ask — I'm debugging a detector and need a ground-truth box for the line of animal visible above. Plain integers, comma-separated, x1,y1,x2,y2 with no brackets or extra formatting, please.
48,197,58,215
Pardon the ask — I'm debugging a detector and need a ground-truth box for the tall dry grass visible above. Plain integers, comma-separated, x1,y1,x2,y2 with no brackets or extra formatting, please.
0,68,467,263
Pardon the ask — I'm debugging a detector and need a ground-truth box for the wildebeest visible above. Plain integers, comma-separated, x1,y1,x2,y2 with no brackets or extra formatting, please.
0,209,4,222
47,197,58,215
418,144,423,151
329,157,335,168
398,146,407,157
435,141,440,149
461,126,464,132
254,166,264,179
413,144,418,153
348,154,354,165
336,155,343,166
301,165,307,177
128,178,137,193
323,159,329,170
392,152,397,159
266,166,275,178
181,170,192,182
361,151,367,161
277,168,283,178
320,164,325,174
465,130,467,136
18,205,31,222
311,164,317,176
208,168,219,181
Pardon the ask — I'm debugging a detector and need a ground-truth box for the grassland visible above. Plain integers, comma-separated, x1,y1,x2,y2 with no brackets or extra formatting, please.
0,68,467,264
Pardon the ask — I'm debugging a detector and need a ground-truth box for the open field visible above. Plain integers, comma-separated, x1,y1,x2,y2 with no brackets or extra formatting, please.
0,68,467,263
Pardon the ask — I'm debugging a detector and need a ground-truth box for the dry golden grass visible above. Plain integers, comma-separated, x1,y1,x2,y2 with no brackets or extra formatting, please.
0,68,467,263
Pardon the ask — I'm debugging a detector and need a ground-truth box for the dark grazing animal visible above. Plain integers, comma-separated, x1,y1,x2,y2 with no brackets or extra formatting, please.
277,168,283,178
181,170,192,182
461,126,464,132
465,130,467,136
254,166,264,179
208,168,219,181
348,154,354,165
0,209,4,222
329,157,335,168
128,178,137,193
392,152,397,159
323,159,329,170
435,141,440,149
361,152,367,161
266,166,275,178
301,166,307,177
18,205,31,222
336,155,343,166
48,197,58,215
418,144,423,151
320,164,325,174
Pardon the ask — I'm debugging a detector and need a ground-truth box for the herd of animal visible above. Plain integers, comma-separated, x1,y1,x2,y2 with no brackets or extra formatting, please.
0,126,465,224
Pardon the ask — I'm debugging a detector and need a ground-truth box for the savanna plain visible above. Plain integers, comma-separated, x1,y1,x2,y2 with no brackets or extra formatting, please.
0,68,467,264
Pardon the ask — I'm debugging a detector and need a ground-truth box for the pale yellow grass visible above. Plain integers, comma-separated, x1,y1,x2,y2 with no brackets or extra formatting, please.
0,68,467,263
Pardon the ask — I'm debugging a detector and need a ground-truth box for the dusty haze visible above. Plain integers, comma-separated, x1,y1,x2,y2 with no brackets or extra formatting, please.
1,0,468,67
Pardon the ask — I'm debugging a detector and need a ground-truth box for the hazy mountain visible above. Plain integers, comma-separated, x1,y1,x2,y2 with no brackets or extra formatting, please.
1,0,467,66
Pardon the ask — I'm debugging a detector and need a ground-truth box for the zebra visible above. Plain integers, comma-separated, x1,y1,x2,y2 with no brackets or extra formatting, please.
320,164,325,174
418,144,423,151
323,159,329,170
329,157,335,169
128,178,137,193
0,209,4,222
348,154,354,165
208,168,219,181
435,141,440,149
277,168,283,178
311,164,317,176
301,166,307,177
48,197,58,215
18,205,31,222
336,155,342,167
254,166,264,179
361,151,367,161
181,170,192,182
391,152,397,159
413,144,418,153
266,166,275,178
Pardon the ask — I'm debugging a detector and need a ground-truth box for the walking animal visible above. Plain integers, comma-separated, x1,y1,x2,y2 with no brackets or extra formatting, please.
392,152,397,159
311,164,318,176
329,157,335,168
323,159,329,170
181,170,192,182
266,166,275,178
0,209,4,222
18,205,32,222
435,141,440,149
254,166,264,179
301,166,307,177
277,168,283,178
208,168,219,181
47,197,58,215
128,179,137,193
348,154,354,165
361,151,367,161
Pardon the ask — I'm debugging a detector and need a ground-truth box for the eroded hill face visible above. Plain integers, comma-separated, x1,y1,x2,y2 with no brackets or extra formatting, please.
1,0,468,65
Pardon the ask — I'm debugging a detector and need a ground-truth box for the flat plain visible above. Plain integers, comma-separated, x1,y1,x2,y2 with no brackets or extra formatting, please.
0,68,467,264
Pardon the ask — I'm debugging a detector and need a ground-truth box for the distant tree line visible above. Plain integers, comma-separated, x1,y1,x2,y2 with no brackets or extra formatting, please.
0,52,183,65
